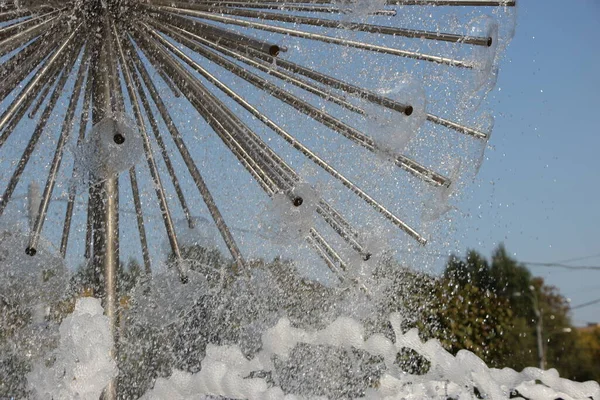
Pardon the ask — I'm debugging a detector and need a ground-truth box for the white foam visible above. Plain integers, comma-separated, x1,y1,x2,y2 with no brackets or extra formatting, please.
26,298,118,400
143,313,600,400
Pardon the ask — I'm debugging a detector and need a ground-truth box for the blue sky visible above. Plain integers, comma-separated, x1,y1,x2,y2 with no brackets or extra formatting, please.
456,0,600,326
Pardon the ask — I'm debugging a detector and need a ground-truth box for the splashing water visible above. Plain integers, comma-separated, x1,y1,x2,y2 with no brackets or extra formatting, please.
2,0,596,398
38,298,599,400
71,114,144,193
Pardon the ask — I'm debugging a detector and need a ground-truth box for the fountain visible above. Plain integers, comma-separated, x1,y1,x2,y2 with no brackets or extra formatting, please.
1,0,598,399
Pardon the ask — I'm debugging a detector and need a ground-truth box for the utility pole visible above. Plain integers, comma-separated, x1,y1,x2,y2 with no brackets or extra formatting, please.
514,286,545,369
533,295,545,370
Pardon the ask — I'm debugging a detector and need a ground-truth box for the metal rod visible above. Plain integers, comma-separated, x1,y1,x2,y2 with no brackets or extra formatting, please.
107,34,156,277
237,45,490,141
61,48,93,258
135,28,280,194
147,4,474,67
148,20,391,136
129,167,152,275
150,33,419,249
113,22,187,281
149,38,298,194
145,21,426,272
61,66,92,258
146,4,284,56
26,44,88,255
186,1,397,16
183,0,516,5
310,228,348,271
84,195,93,259
0,9,59,41
0,11,61,57
104,26,153,278
425,113,489,139
0,32,61,103
306,229,347,281
385,0,516,5
149,20,488,149
125,59,195,229
0,98,36,149
125,34,247,273
141,28,286,202
27,67,61,119
162,21,408,114
89,16,118,400
146,21,380,139
306,235,342,281
0,8,36,23
145,22,427,245
156,1,492,46
144,29,391,259
0,53,54,112
0,25,76,136
147,21,447,190
0,33,45,79
316,201,370,259
156,67,181,97
152,14,365,115
0,34,80,219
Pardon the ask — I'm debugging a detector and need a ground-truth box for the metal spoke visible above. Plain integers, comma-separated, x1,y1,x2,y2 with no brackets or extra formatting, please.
124,54,195,230
26,44,88,255
152,1,493,46
61,64,93,258
144,23,427,245
147,5,475,67
0,3,516,396
0,26,76,141
203,2,397,16
0,0,516,281
125,36,247,273
112,22,187,281
1,51,81,223
0,11,62,56
146,21,447,190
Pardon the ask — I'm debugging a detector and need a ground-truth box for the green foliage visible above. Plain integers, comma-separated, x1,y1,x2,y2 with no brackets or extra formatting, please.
394,347,431,375
576,326,600,382
433,244,600,382
428,279,514,367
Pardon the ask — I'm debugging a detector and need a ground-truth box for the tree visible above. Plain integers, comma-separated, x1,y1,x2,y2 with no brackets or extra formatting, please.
575,325,600,382
444,250,492,290
432,244,598,380
432,255,515,367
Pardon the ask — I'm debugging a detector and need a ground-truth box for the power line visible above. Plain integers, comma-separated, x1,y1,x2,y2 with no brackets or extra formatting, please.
523,262,600,271
571,297,600,310
556,253,600,264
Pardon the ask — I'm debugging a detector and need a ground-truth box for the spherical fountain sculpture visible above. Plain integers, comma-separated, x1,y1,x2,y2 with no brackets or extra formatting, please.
2,1,597,399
